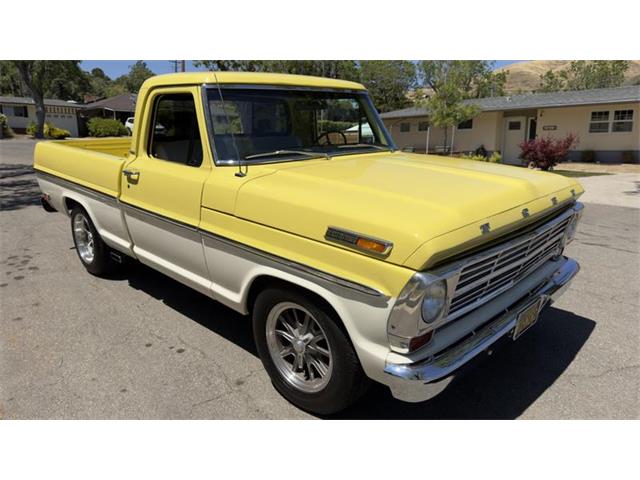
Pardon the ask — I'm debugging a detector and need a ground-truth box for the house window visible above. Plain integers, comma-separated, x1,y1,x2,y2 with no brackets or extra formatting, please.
612,109,634,132
13,106,28,117
508,121,521,130
400,122,410,133
418,121,429,131
458,119,473,130
589,111,609,133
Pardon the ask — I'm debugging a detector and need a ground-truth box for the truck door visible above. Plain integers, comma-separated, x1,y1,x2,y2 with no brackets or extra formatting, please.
119,87,212,295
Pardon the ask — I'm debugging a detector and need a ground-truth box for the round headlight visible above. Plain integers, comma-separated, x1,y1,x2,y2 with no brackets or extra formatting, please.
421,280,447,323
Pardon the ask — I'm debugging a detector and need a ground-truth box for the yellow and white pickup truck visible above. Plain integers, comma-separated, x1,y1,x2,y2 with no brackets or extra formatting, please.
34,72,584,414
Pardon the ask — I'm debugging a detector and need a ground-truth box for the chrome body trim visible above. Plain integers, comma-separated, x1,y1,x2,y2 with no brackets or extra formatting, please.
384,256,580,403
35,170,119,208
199,228,387,301
36,169,386,300
121,200,387,299
120,201,199,234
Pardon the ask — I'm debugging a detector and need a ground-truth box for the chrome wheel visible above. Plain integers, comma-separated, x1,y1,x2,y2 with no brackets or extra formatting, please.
73,213,95,264
266,302,333,393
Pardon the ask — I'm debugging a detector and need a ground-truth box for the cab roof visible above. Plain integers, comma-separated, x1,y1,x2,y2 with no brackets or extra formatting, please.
141,71,367,91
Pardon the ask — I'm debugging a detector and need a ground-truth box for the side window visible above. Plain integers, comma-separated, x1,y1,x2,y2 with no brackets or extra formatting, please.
589,111,609,133
13,106,28,117
612,109,634,132
149,93,202,167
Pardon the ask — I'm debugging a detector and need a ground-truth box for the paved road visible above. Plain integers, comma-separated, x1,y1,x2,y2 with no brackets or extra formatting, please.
1,138,638,419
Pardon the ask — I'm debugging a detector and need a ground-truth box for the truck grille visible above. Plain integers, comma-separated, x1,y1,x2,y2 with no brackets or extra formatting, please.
447,212,572,319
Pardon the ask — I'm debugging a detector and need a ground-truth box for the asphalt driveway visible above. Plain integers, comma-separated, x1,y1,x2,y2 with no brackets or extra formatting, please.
1,138,638,419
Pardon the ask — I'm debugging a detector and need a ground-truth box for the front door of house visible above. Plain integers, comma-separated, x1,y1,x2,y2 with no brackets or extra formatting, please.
528,117,537,141
502,116,526,165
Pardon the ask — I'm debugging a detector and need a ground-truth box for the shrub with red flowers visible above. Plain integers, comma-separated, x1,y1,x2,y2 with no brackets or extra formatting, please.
519,134,577,170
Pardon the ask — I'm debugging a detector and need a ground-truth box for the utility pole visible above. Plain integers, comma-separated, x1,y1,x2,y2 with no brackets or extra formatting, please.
170,61,186,73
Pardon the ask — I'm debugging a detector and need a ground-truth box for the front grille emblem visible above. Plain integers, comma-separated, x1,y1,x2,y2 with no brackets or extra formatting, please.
522,208,530,218
480,223,491,234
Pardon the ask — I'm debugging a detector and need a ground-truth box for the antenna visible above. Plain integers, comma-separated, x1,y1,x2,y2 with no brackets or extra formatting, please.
212,71,246,177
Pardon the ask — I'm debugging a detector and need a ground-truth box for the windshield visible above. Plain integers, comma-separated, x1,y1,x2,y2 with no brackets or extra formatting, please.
205,87,394,164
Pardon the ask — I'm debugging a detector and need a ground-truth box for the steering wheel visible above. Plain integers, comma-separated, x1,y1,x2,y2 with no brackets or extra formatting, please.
316,130,348,146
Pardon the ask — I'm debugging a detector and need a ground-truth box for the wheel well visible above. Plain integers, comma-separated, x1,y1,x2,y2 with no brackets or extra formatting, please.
246,275,347,332
63,197,82,215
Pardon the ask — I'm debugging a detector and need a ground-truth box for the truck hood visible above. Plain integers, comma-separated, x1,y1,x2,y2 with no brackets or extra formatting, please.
234,151,582,268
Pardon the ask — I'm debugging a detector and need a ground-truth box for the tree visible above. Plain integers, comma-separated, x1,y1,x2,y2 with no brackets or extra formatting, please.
113,61,155,94
11,61,86,138
417,61,504,151
0,61,29,97
538,61,629,92
194,60,267,72
358,61,417,112
538,69,565,93
85,67,127,99
195,60,414,111
194,60,360,81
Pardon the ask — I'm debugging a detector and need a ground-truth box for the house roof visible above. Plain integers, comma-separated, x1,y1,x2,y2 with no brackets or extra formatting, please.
0,96,84,108
83,92,137,113
380,85,640,119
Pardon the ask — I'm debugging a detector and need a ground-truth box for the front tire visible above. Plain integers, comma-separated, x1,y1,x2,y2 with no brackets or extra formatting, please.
252,287,369,415
70,206,118,276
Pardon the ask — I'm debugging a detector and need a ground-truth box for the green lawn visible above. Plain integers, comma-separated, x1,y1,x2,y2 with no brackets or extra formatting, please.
552,170,613,178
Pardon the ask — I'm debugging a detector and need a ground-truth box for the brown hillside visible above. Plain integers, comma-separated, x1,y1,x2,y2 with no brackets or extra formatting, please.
497,60,640,93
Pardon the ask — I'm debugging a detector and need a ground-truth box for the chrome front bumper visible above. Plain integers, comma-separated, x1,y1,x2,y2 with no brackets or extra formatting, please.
383,256,580,403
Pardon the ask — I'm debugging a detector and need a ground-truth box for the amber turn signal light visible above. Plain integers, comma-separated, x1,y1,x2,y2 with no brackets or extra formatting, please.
409,330,434,352
355,238,387,253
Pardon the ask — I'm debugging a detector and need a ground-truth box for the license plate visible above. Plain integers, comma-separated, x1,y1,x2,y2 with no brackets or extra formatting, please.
513,298,542,340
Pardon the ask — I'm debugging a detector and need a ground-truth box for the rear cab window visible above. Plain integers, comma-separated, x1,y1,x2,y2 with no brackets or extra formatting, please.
148,93,203,167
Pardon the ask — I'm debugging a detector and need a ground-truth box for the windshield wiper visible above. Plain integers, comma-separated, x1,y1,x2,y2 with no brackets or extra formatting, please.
244,150,330,161
336,144,390,151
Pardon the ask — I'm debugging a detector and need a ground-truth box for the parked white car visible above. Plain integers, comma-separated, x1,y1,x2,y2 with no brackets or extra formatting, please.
125,117,165,136
124,117,135,135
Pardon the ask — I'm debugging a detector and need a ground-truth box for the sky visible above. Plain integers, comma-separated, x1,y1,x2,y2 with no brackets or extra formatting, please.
79,60,525,79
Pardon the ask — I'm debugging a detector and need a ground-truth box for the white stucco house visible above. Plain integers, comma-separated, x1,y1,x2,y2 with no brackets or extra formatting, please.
0,96,84,137
381,85,640,164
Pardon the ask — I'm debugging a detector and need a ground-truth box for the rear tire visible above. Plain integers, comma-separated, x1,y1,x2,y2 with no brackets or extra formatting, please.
70,206,118,276
252,287,370,415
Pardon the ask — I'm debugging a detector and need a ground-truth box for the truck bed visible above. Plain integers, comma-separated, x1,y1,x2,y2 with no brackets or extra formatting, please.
33,138,131,198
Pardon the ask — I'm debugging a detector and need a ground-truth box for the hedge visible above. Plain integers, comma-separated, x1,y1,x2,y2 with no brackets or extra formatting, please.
87,117,128,137
0,113,14,138
26,121,71,139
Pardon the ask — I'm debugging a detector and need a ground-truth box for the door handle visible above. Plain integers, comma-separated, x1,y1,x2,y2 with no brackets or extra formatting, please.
122,169,140,179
